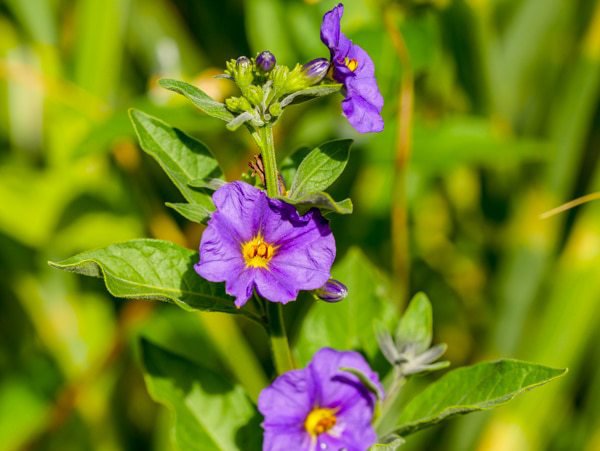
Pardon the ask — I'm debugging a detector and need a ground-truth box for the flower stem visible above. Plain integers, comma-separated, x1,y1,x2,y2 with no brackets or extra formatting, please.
258,124,280,198
256,124,295,374
266,301,295,374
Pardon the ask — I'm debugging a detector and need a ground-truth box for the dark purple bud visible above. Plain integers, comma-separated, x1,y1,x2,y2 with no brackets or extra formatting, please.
302,58,330,85
256,51,276,72
314,279,348,303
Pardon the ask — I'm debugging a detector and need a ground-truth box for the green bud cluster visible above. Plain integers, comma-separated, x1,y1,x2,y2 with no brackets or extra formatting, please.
223,52,340,130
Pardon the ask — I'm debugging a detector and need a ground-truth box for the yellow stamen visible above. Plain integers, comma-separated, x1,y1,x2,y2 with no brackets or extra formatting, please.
241,234,276,269
304,407,337,436
344,57,358,72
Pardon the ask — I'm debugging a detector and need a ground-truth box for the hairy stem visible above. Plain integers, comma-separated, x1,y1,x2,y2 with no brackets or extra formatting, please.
257,124,295,374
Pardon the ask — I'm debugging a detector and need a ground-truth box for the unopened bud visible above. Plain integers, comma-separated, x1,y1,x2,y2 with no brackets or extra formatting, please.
236,56,251,69
256,51,276,72
314,279,348,303
234,56,254,89
302,58,330,85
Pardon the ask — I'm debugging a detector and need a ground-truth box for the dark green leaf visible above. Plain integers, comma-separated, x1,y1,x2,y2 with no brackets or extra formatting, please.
278,192,353,215
390,360,567,436
289,139,353,199
141,339,261,451
48,239,239,314
294,248,398,366
159,78,234,122
166,202,213,224
129,109,222,206
396,292,432,353
280,83,343,107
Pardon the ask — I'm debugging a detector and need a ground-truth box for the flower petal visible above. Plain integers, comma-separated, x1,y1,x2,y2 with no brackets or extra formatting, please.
309,348,382,410
259,369,314,426
263,427,313,451
211,181,267,241
319,428,377,451
341,95,384,133
320,3,344,50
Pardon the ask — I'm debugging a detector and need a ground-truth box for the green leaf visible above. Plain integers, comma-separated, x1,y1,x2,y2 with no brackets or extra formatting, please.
188,178,226,190
294,247,398,366
48,239,239,314
371,435,405,450
396,292,432,353
165,202,213,224
159,78,235,122
390,360,567,436
289,139,353,199
280,83,343,107
278,192,353,215
141,339,261,451
129,109,222,207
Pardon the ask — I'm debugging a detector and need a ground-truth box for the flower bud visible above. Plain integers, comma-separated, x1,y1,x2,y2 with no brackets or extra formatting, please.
256,51,276,72
314,279,348,303
302,58,330,85
234,56,254,89
236,55,252,69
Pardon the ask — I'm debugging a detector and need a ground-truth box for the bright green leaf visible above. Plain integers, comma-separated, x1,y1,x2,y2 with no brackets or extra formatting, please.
48,239,239,315
129,109,222,207
141,339,261,451
289,139,353,199
280,83,343,108
390,360,567,436
159,78,235,122
165,202,213,224
279,192,353,215
371,435,405,450
396,292,432,353
294,247,397,366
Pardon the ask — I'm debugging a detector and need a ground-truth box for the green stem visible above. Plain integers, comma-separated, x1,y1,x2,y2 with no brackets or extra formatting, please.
375,367,406,434
258,124,279,198
256,124,295,374
266,301,295,374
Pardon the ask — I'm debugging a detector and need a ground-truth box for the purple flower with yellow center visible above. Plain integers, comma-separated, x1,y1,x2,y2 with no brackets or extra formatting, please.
194,181,336,308
258,348,382,451
321,3,384,133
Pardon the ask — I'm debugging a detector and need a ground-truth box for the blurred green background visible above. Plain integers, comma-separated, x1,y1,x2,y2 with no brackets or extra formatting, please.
1,0,600,450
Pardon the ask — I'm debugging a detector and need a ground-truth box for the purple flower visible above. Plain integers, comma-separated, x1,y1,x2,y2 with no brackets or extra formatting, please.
320,3,384,133
195,181,336,308
258,348,383,451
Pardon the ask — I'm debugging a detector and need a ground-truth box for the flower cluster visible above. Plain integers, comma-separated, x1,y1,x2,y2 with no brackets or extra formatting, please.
258,348,382,451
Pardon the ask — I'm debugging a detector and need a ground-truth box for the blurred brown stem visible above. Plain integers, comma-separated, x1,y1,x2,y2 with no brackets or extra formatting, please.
385,7,414,309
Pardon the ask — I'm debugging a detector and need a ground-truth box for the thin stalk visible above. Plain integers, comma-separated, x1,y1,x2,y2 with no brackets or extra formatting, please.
256,124,295,374
374,367,406,434
385,8,414,309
